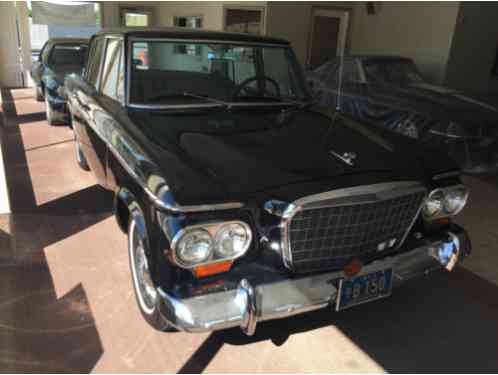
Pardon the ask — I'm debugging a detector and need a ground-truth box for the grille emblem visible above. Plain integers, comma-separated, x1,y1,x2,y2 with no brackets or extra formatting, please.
330,150,357,166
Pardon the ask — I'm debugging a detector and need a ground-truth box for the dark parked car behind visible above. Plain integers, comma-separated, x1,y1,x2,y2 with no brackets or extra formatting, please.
65,28,471,336
307,56,498,174
30,38,88,125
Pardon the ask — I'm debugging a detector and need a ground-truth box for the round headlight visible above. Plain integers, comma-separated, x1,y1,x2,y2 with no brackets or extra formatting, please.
176,229,213,266
443,186,468,215
423,189,444,219
214,222,252,258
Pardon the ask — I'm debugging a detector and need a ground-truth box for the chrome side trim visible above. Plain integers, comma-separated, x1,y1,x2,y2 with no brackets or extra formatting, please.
127,101,301,110
432,170,460,181
280,181,427,270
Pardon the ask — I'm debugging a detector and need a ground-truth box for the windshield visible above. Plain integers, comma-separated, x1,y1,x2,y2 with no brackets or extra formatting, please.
129,40,309,106
363,59,423,85
49,44,87,68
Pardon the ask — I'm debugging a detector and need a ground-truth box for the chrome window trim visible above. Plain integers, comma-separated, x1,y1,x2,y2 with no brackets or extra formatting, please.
129,36,288,48
356,58,367,84
429,129,487,140
280,181,428,270
125,38,302,109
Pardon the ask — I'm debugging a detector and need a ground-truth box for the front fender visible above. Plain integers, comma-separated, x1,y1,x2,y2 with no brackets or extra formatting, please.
116,187,149,246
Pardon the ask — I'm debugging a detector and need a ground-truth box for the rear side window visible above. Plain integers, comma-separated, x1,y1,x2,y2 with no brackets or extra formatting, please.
49,44,86,68
101,38,124,101
86,38,105,88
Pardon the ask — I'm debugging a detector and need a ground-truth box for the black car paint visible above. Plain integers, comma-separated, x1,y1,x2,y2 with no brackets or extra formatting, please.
308,56,498,174
65,30,461,294
31,38,88,121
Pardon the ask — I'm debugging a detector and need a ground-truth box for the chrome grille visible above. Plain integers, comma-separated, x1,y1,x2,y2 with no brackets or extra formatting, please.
282,182,427,273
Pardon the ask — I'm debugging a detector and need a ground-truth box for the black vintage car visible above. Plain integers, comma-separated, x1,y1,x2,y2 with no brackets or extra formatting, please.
307,56,498,174
65,28,471,335
30,38,88,125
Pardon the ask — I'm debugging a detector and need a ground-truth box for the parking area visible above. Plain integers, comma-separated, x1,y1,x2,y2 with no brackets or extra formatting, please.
1,87,498,373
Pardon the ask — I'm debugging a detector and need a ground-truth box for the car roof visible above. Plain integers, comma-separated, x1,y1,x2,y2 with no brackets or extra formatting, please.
96,27,289,45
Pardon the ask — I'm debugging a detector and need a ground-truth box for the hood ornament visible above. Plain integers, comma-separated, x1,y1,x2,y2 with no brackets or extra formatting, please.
330,150,357,166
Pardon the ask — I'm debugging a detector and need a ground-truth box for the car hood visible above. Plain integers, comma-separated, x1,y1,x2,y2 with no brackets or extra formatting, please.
130,108,454,205
372,82,498,125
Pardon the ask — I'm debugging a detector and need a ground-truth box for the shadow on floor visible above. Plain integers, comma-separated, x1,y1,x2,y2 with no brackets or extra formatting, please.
178,268,498,373
0,88,106,372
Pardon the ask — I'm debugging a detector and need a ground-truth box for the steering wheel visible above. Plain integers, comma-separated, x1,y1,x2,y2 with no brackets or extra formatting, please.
232,76,281,99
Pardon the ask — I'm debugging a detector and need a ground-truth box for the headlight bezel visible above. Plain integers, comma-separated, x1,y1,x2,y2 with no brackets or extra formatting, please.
422,184,468,221
170,220,252,269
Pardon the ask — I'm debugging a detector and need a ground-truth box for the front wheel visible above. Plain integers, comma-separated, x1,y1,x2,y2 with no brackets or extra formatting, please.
74,134,90,171
45,90,56,126
35,86,43,102
128,217,173,331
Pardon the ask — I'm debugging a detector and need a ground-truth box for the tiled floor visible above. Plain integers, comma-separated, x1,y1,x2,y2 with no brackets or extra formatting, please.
0,88,497,373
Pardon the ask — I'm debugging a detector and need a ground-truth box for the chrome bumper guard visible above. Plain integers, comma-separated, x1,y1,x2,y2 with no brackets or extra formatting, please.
157,230,469,336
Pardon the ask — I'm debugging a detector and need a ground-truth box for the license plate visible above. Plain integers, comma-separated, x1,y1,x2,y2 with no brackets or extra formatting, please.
336,269,393,311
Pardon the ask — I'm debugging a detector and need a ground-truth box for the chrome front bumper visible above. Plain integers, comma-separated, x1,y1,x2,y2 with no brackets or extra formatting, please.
157,229,470,336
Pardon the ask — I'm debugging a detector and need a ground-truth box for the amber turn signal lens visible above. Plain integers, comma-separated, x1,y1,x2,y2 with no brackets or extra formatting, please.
435,217,451,226
193,260,233,278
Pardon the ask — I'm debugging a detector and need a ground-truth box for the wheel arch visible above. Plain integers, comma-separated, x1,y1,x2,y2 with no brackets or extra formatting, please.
115,187,147,245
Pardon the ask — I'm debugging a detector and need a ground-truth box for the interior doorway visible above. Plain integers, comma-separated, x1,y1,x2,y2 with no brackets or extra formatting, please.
307,8,350,70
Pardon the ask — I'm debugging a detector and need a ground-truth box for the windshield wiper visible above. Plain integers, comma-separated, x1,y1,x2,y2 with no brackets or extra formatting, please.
236,94,307,108
183,92,232,110
145,92,231,110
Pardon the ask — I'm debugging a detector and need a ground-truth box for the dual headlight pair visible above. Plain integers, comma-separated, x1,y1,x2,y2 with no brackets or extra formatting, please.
422,185,468,221
171,221,252,268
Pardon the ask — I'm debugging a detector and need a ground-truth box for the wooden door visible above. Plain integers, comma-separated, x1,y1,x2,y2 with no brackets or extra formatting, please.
308,8,349,70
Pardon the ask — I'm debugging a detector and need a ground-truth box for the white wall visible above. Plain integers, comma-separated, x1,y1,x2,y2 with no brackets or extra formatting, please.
350,1,460,84
266,2,354,66
0,2,23,87
444,2,498,93
101,1,161,28
157,1,224,30
156,2,268,31
266,2,460,85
